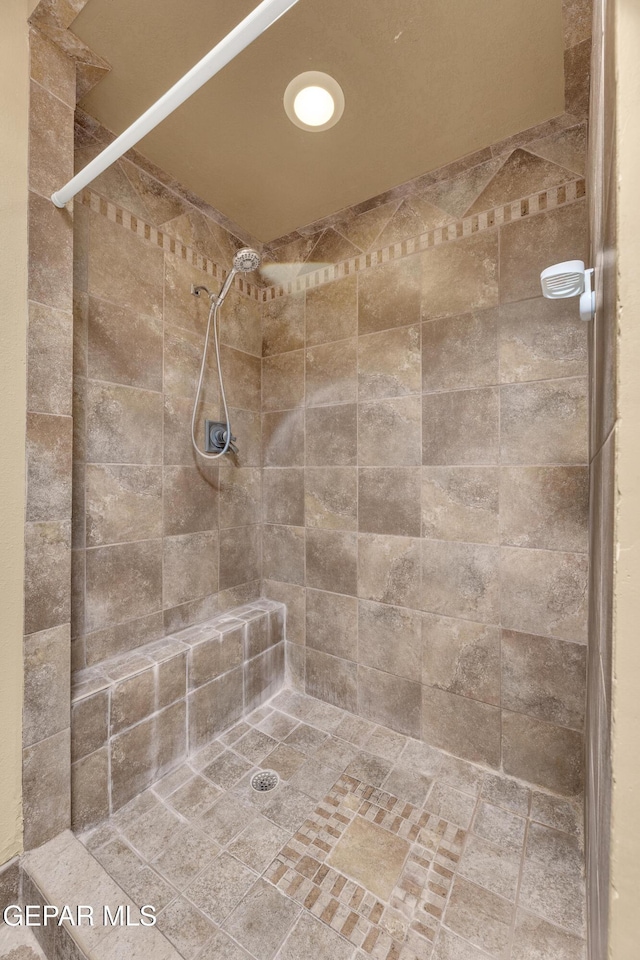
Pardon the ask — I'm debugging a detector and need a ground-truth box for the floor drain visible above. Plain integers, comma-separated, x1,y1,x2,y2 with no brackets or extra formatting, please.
251,770,279,793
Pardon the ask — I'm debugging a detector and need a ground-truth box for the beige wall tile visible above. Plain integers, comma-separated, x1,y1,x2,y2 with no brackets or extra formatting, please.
111,670,155,735
163,465,218,536
564,40,591,120
86,464,163,546
421,540,500,623
421,232,499,321
71,690,108,763
245,644,284,711
88,213,163,318
285,642,305,691
306,528,357,596
110,714,154,810
263,292,305,356
357,534,421,608
359,600,422,681
358,257,421,335
358,467,422,537
163,532,218,609
263,580,305,645
218,525,261,590
501,546,588,642
467,149,573,216
164,593,220,634
306,339,357,406
562,0,592,47
500,466,589,551
220,347,261,412
502,630,586,729
306,404,357,466
305,467,357,530
163,322,204,398
228,409,262,468
263,468,304,526
262,410,304,466
86,381,162,465
306,648,357,712
499,201,587,303
190,628,243,690
502,711,584,794
422,309,499,392
242,613,270,660
500,378,588,465
358,324,421,400
358,396,422,466
163,254,211,335
220,288,262,358
29,28,76,107
422,388,500,465
423,614,501,706
189,667,243,751
28,192,73,311
85,540,162,633
306,275,357,346
219,467,262,527
422,467,499,543
422,686,501,767
84,611,164,667
22,729,70,849
528,123,588,177
88,296,163,391
262,350,304,411
23,623,70,748
499,297,588,383
306,589,358,661
27,301,73,416
26,412,73,523
263,524,305,585
24,520,71,635
358,664,422,738
71,748,111,832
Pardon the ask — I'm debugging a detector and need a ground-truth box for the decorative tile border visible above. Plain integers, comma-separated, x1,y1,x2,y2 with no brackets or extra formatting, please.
81,175,586,309
261,178,587,302
265,773,468,960
79,189,263,302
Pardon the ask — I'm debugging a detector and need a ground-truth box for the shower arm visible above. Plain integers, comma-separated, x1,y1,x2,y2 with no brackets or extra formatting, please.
50,0,301,208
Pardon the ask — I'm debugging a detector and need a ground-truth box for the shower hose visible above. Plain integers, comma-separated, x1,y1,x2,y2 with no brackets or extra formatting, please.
191,292,232,460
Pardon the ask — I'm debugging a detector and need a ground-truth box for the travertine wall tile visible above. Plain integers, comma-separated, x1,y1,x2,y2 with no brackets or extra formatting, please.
306,649,357,713
306,589,358,661
358,325,421,400
306,339,358,406
263,468,304,526
358,257,421,335
263,177,588,792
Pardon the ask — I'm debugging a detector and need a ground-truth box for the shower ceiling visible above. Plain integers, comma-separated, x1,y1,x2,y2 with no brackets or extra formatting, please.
71,0,565,242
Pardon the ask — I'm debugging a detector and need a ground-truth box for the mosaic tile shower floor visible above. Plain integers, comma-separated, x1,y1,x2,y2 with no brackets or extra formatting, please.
80,689,586,960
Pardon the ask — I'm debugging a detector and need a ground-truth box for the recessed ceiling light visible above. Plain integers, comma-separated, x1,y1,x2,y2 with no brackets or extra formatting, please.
284,71,345,132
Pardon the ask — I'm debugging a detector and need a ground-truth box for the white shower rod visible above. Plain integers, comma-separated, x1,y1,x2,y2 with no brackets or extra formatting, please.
51,0,301,208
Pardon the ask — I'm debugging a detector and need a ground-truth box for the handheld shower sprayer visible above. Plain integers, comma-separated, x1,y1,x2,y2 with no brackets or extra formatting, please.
191,248,262,460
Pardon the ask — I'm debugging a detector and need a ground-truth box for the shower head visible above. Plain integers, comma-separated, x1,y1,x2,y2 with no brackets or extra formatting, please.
216,248,262,304
233,248,261,273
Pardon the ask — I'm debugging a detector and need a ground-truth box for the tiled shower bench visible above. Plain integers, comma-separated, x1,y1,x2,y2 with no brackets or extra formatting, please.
71,600,286,831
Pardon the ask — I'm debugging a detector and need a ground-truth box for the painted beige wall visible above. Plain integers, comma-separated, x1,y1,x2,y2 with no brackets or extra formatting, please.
0,0,29,865
610,1,640,956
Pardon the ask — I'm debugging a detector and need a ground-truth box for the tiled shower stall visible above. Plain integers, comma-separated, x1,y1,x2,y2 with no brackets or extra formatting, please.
24,0,593,832
8,0,608,957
